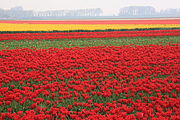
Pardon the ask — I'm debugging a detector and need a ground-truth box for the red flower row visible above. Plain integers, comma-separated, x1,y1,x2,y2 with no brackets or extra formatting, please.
0,30,180,41
0,44,180,119
0,19,180,24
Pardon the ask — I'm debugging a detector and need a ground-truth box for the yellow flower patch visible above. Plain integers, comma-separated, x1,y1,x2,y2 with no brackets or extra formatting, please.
0,23,180,31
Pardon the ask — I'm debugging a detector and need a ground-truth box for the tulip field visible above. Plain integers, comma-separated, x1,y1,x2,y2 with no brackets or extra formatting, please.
0,19,180,120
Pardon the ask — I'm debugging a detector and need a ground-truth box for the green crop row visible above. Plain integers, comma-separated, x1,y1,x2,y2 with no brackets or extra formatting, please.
0,27,180,34
1,36,180,50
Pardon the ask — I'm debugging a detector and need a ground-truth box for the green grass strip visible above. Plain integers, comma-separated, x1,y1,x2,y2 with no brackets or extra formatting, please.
0,27,180,34
1,36,180,50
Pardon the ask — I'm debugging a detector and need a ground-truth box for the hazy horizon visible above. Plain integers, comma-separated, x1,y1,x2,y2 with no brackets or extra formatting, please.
1,0,180,15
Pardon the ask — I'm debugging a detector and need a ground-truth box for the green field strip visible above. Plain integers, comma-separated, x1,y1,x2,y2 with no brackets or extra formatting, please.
1,36,180,50
0,27,180,34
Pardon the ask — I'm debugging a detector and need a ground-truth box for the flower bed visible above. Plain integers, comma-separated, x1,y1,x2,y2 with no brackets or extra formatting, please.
0,19,180,24
0,44,179,120
0,23,180,31
0,29,180,41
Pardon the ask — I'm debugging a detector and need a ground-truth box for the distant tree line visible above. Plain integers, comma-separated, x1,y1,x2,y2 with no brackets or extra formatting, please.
118,6,180,17
34,8,103,17
0,6,179,19
0,7,103,19
0,7,34,19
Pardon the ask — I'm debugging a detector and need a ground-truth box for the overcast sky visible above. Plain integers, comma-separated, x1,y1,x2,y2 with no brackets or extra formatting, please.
1,0,180,15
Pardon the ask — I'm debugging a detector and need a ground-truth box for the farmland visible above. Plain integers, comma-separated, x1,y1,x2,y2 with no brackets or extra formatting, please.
0,19,180,120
